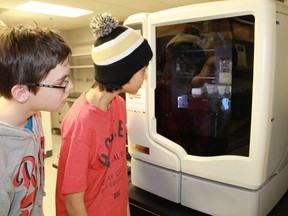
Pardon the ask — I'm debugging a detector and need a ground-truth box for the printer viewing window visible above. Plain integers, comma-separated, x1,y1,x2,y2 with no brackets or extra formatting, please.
155,15,254,157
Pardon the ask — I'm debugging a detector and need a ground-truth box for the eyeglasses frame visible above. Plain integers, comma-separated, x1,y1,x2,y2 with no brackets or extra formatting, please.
26,79,69,91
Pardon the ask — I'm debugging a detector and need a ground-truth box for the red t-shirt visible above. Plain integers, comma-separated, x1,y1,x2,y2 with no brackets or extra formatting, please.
56,92,128,216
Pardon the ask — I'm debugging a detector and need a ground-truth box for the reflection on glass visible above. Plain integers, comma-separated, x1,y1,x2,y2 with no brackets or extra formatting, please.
155,15,254,157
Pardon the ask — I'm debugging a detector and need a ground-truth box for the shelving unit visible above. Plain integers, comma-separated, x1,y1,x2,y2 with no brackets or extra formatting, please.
69,53,94,69
50,53,95,130
68,52,95,93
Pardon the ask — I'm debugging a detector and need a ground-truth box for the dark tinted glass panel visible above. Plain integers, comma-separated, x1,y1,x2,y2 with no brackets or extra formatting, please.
155,15,254,157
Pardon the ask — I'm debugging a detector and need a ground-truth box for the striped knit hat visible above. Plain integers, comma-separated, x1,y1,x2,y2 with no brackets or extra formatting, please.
89,13,153,85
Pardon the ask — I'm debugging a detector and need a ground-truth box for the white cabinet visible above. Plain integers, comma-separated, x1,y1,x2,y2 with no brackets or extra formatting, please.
51,102,71,130
51,111,66,129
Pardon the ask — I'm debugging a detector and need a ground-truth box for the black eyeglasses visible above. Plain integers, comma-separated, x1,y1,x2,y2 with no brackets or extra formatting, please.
26,79,69,91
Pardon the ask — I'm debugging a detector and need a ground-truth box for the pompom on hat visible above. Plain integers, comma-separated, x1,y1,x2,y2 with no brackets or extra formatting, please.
89,12,153,85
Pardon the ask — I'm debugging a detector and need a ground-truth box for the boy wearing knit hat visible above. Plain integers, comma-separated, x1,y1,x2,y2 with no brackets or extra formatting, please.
56,13,153,216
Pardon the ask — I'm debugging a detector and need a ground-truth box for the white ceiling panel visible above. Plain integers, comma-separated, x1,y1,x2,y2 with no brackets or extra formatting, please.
0,0,273,31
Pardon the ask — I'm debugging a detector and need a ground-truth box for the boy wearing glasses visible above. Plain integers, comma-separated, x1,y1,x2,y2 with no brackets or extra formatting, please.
56,13,153,216
0,24,72,215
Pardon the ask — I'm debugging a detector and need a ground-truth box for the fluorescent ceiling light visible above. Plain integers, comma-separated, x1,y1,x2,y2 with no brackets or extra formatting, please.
16,1,93,18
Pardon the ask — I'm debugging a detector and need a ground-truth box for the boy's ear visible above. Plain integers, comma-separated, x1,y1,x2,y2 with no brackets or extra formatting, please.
11,85,30,103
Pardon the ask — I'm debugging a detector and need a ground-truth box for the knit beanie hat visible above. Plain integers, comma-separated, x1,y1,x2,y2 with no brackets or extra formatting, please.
89,13,153,85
